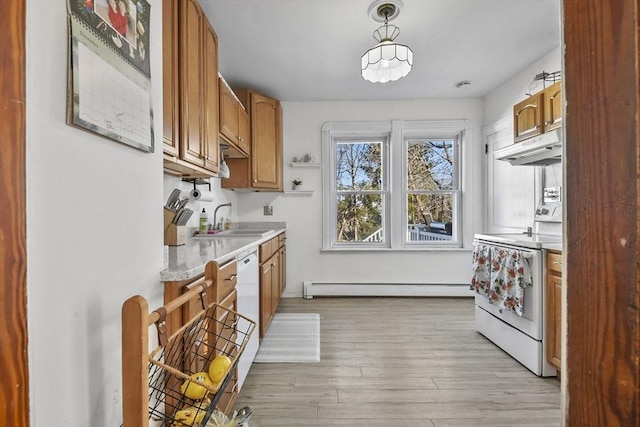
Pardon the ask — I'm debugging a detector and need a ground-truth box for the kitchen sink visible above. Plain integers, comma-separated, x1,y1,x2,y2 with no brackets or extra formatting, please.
196,229,275,238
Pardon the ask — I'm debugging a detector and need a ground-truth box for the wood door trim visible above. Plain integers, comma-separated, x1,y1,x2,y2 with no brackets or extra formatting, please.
564,0,640,425
0,0,29,425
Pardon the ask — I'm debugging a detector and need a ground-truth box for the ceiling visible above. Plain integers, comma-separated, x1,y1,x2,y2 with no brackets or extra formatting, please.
201,0,561,102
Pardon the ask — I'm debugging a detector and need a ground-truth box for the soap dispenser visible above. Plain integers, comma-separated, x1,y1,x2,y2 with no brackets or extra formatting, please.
199,208,208,234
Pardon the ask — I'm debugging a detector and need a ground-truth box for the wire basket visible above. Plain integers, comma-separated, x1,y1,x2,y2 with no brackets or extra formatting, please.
146,301,255,427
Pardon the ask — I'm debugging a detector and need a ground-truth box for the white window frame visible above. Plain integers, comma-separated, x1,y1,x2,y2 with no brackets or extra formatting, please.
322,120,467,251
401,131,462,249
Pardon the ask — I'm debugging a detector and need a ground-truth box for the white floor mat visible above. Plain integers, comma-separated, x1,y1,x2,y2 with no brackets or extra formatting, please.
254,313,320,363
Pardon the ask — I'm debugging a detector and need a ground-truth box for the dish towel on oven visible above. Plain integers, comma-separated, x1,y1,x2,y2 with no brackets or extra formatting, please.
471,242,491,297
488,246,533,316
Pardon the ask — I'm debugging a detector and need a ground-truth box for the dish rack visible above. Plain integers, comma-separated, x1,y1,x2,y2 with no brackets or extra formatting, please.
122,278,256,427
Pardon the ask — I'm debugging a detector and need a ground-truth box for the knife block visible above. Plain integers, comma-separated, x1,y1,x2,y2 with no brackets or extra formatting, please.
164,208,187,246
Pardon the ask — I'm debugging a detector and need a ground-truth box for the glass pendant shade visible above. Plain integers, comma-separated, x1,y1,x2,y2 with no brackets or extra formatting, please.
361,23,413,83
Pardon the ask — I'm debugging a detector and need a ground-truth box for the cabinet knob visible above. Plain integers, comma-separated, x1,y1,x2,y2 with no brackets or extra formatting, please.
238,137,244,142
253,179,257,183
226,274,238,281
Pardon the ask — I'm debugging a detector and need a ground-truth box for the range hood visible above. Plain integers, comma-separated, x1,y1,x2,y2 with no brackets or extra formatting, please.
495,129,562,166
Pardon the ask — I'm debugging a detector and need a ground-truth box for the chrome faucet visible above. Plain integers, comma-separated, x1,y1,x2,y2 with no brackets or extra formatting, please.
213,202,232,230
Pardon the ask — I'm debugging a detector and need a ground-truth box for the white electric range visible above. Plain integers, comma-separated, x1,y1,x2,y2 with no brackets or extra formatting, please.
472,193,562,376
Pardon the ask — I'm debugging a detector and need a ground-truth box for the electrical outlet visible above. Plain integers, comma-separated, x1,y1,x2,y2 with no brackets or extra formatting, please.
263,205,273,216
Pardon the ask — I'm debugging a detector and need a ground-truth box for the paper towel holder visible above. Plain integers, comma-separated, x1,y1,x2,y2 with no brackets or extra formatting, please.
182,178,211,192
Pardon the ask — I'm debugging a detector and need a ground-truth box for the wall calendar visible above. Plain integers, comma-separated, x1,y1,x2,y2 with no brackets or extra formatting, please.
67,0,154,153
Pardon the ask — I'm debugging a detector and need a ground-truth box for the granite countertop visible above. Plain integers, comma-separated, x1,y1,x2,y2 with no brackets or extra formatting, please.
161,223,286,282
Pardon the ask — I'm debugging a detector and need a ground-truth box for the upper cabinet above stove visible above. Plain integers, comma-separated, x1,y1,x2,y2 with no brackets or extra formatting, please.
514,81,562,143
496,80,563,166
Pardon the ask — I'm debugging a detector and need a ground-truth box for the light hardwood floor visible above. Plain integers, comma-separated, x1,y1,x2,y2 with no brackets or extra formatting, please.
235,297,561,426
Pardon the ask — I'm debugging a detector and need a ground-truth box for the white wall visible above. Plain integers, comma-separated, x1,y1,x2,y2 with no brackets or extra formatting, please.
26,1,163,426
236,99,484,297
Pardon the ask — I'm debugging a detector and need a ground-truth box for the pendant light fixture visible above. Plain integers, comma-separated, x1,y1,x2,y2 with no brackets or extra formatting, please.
361,1,413,83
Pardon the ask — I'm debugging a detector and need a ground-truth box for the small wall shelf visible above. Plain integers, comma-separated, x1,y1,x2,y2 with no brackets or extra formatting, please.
283,190,314,196
290,162,321,168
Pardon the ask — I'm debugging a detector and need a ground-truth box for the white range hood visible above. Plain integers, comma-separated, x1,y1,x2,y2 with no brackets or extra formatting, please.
495,129,562,166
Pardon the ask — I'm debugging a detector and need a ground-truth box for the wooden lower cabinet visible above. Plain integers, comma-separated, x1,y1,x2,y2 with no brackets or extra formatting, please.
214,289,239,415
546,251,563,370
259,232,286,338
259,257,274,338
164,258,240,416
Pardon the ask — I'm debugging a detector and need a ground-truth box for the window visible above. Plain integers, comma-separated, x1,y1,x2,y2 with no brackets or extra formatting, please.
335,137,387,245
322,120,465,250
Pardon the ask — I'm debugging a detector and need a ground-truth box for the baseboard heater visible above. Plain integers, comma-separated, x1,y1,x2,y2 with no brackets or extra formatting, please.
303,282,474,299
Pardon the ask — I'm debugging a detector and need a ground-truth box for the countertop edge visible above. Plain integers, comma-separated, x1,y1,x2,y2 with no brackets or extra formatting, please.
160,228,286,282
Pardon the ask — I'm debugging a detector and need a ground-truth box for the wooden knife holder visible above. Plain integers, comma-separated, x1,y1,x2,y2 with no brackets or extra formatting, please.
164,208,187,246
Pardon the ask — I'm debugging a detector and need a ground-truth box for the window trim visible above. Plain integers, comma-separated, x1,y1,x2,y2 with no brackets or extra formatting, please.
322,120,468,251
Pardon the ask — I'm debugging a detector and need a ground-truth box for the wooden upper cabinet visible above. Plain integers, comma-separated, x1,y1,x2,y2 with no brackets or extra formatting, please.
162,0,219,177
162,0,179,156
179,0,205,167
219,81,240,146
543,81,562,132
250,92,282,190
202,18,219,173
514,92,544,143
513,81,563,143
222,90,283,191
238,107,250,155
219,79,250,157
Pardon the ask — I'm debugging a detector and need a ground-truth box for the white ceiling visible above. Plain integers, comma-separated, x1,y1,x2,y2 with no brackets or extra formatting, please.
201,0,561,102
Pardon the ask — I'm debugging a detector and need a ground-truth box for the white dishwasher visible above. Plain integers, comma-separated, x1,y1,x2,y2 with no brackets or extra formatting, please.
235,249,259,390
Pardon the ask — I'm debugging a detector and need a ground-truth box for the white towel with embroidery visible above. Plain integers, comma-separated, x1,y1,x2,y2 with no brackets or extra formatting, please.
488,246,533,316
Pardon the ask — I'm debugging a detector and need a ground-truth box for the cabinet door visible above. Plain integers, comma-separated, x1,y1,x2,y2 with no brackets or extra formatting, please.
179,0,205,167
513,92,543,143
250,93,282,189
270,250,281,318
162,0,179,156
260,261,273,338
546,252,563,370
219,81,239,145
202,18,219,173
237,107,250,155
543,81,563,132
214,290,239,415
279,242,286,294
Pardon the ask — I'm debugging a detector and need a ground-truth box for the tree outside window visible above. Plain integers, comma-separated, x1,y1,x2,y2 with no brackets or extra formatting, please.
322,120,463,250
